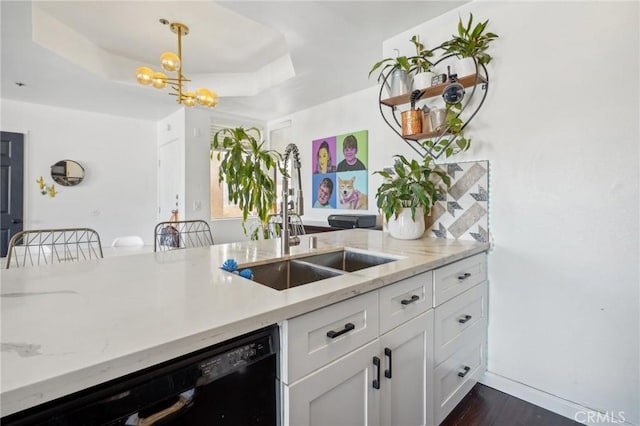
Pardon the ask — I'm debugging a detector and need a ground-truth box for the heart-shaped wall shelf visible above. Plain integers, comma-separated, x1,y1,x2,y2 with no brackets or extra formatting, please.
377,53,490,160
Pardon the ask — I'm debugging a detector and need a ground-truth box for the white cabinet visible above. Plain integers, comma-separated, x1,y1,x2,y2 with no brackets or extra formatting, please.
433,253,486,306
432,254,488,425
379,271,434,426
281,252,488,426
379,271,432,334
282,290,379,384
380,311,434,426
286,340,380,426
283,270,434,426
434,339,484,424
434,282,487,364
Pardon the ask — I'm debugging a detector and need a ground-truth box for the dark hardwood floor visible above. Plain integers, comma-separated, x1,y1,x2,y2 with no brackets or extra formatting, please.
441,384,584,426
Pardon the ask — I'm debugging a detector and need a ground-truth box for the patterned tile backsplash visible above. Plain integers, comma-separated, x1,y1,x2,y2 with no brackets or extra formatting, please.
426,160,490,242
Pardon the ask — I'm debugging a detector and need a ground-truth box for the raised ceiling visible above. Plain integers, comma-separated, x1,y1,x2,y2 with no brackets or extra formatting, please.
1,1,467,122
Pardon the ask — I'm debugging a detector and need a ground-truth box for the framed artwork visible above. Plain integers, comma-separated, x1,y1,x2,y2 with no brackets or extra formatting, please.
311,130,368,210
312,137,337,174
312,174,336,209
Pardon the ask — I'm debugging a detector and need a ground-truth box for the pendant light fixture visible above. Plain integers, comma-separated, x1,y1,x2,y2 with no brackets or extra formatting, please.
135,19,218,108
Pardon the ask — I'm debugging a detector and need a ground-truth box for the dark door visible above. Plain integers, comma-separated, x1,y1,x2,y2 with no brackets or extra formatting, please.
1,131,24,257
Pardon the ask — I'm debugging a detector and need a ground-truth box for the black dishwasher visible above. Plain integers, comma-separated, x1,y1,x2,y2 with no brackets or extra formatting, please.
3,325,280,426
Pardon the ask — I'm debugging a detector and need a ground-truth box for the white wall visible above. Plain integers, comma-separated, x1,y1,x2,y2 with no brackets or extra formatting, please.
270,85,424,224
1,99,158,246
381,1,638,424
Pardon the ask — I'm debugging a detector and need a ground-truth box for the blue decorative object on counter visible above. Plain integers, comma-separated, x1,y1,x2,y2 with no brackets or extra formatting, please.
238,268,254,280
221,259,238,272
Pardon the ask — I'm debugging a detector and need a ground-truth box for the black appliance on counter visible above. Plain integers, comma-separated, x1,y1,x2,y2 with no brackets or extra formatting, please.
328,214,378,229
3,325,280,426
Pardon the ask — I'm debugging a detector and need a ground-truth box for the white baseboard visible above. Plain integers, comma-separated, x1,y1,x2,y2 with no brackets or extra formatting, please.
480,372,636,426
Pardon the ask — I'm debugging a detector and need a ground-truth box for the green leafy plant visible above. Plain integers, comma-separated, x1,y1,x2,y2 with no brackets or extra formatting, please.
368,35,436,83
368,53,411,83
374,155,450,223
442,13,499,65
424,102,472,158
408,35,434,73
211,127,285,240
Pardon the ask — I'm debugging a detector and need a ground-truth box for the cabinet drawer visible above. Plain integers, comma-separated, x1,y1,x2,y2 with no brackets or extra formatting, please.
434,282,487,364
433,253,486,306
379,271,433,334
282,290,379,384
434,340,485,425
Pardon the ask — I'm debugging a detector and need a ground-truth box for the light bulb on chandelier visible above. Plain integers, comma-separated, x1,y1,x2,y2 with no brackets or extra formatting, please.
135,20,218,108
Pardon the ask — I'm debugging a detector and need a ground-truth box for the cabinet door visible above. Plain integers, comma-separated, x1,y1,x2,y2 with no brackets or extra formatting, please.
380,311,435,426
285,340,381,426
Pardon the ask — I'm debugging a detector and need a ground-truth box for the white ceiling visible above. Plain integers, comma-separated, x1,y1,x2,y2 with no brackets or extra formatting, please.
1,1,467,122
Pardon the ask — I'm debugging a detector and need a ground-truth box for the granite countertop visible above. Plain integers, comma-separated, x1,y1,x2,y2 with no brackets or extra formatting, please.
0,229,488,417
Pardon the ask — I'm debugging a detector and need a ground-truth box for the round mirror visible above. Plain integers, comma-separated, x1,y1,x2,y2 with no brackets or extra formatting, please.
51,160,85,186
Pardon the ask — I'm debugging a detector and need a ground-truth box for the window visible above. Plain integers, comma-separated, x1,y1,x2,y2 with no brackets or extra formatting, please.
209,122,265,219
210,156,243,218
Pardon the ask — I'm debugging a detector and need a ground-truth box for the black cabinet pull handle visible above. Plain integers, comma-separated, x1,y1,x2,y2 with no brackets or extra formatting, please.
373,356,381,389
458,315,472,324
458,272,471,280
326,322,355,339
384,347,392,379
400,295,419,305
458,366,471,378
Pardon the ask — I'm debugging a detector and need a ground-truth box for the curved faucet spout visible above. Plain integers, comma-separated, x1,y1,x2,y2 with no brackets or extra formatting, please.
280,143,304,255
282,143,304,217
283,143,301,167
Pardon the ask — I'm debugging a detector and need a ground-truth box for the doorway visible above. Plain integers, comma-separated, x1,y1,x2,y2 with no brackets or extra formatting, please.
158,139,183,221
0,131,25,257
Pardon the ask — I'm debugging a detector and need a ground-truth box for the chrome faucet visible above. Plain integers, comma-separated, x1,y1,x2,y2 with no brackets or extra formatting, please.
280,143,304,255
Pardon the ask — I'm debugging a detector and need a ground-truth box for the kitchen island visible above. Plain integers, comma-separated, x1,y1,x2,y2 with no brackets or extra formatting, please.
0,229,488,418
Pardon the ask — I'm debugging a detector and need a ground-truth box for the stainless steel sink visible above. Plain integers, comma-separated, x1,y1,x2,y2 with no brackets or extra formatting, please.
246,259,344,291
239,249,400,291
298,249,398,272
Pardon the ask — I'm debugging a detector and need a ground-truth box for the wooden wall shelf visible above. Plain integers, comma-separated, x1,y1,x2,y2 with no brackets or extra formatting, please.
380,74,488,107
375,61,490,159
403,128,447,141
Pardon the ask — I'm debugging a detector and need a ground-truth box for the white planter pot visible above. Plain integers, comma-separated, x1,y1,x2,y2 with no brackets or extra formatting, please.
387,207,425,240
412,72,435,91
456,57,477,77
434,56,457,78
435,56,477,78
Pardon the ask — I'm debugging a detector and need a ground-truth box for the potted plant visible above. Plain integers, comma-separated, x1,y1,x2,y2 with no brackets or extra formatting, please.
408,35,435,90
368,50,412,97
424,101,472,158
211,126,284,240
440,13,499,76
374,155,450,240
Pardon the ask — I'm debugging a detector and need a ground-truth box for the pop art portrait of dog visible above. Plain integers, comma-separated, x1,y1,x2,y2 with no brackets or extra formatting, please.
338,174,368,210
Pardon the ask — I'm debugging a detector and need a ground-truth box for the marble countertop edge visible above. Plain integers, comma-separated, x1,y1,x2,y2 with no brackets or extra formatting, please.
1,230,489,417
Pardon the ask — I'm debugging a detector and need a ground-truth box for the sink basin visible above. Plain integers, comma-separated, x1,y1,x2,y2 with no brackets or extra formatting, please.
239,249,400,291
298,249,398,272
246,259,344,291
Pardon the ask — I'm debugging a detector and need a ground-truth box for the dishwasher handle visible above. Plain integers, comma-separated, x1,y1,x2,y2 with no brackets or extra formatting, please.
131,389,195,425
